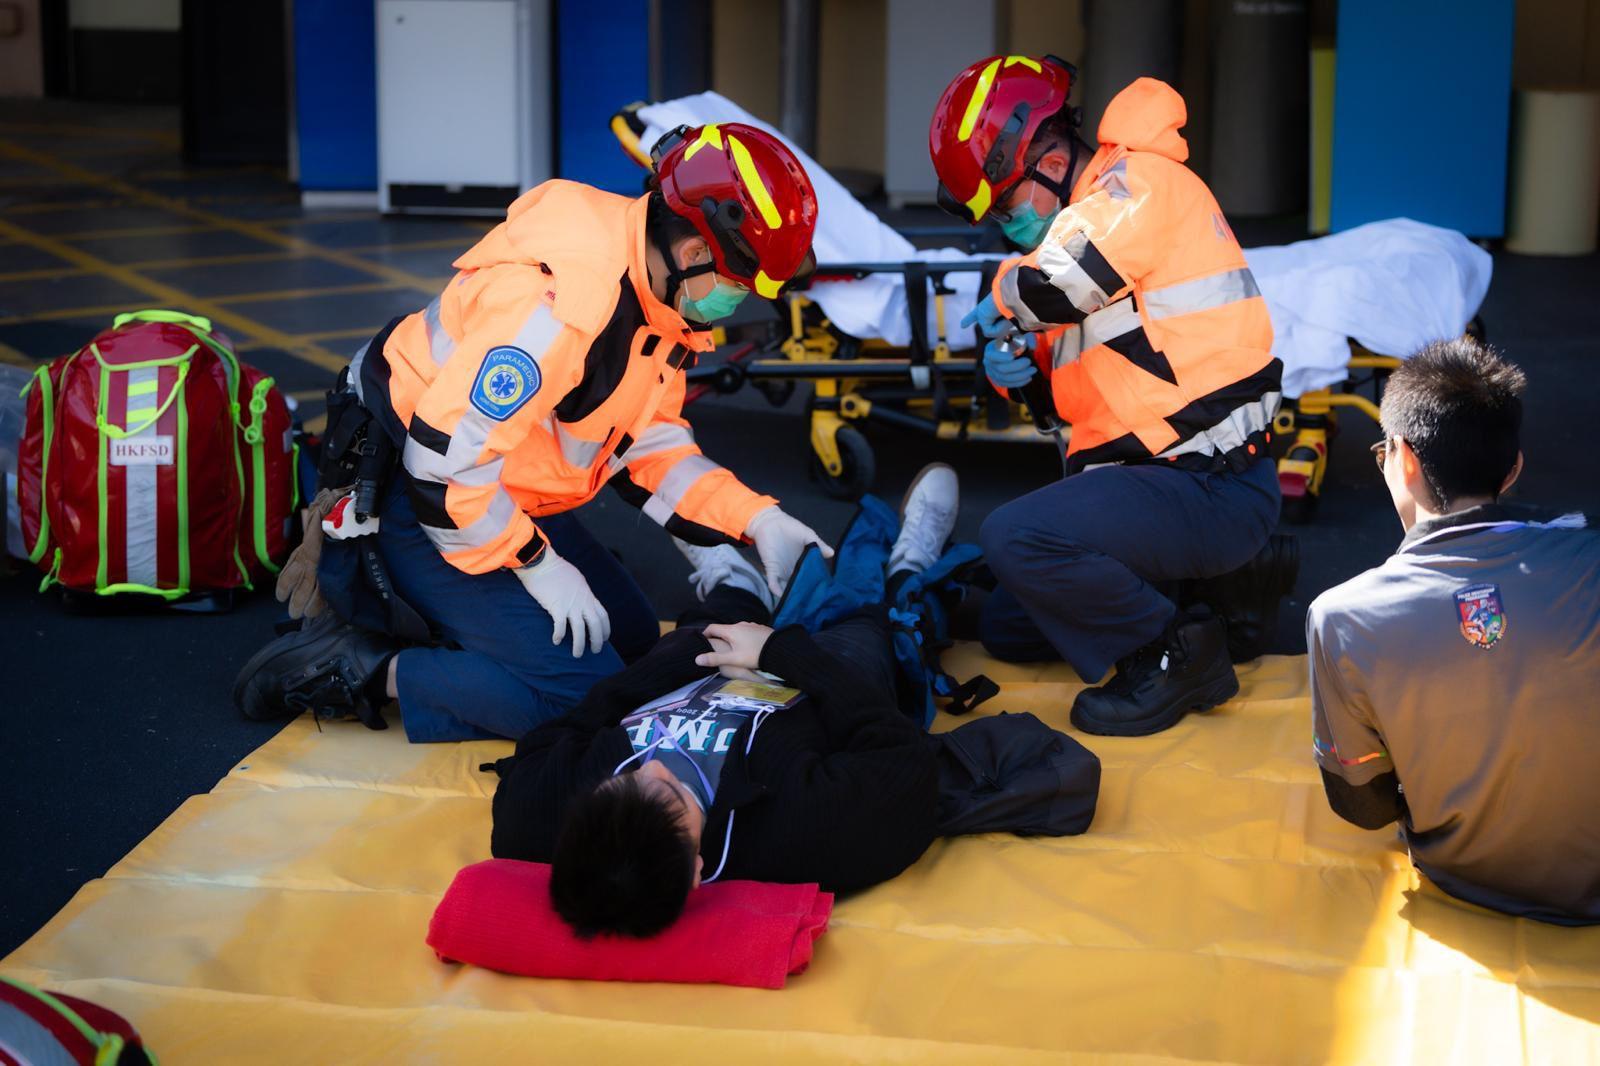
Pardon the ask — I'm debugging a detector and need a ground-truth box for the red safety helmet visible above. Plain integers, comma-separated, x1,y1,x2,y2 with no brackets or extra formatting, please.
650,122,818,299
929,54,1082,224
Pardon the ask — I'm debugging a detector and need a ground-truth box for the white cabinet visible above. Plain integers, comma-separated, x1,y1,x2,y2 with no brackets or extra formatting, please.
376,0,552,214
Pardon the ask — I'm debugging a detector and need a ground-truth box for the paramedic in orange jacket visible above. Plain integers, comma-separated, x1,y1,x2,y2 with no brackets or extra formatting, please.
250,124,830,743
930,59,1283,737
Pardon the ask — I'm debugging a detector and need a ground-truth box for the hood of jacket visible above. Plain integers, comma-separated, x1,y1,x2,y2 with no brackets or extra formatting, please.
1096,77,1189,163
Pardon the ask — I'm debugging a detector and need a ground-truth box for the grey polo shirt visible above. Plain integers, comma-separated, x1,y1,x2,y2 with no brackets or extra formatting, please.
1307,504,1600,924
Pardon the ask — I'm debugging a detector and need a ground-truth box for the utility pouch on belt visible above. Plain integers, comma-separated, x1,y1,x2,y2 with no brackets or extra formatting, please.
319,367,398,521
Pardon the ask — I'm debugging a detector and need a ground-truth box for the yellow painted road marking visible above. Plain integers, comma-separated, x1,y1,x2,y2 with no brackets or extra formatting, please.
0,216,350,374
52,223,217,241
0,339,37,367
0,266,91,283
0,302,145,327
219,281,408,305
125,250,303,270
343,237,472,254
0,137,443,296
271,325,386,343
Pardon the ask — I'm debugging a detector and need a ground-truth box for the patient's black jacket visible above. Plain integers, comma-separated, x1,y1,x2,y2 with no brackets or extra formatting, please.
487,625,940,893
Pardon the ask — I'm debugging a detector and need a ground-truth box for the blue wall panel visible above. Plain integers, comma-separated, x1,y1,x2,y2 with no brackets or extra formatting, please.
293,0,378,191
556,0,649,192
1331,0,1514,236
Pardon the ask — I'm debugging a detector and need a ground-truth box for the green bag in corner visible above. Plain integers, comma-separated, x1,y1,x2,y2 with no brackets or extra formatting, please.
17,309,298,607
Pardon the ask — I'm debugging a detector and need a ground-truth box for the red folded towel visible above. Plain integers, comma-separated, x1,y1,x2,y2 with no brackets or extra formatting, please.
427,859,833,989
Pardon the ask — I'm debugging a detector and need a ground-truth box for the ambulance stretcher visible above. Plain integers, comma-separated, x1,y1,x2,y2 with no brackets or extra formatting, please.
615,95,1492,518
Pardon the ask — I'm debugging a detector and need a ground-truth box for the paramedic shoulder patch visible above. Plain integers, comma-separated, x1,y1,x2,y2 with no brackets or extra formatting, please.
470,345,541,421
1454,583,1507,649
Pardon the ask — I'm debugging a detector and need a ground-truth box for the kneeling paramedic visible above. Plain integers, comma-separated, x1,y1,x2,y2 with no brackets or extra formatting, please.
929,58,1286,736
487,465,1099,939
236,124,832,742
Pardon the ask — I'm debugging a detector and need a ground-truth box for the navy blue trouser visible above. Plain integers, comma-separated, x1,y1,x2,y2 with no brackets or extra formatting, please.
979,458,1280,682
376,485,659,743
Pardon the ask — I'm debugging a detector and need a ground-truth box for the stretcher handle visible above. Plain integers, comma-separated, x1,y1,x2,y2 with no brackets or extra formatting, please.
812,260,997,281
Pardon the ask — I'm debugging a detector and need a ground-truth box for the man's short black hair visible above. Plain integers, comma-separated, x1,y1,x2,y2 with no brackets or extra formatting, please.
1380,337,1527,510
1025,112,1093,168
646,190,701,249
548,773,698,939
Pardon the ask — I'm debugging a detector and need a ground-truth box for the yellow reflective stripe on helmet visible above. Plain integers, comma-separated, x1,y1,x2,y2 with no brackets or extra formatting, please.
682,124,724,161
965,179,992,221
1003,55,1042,71
753,269,783,298
727,134,783,229
957,58,1002,142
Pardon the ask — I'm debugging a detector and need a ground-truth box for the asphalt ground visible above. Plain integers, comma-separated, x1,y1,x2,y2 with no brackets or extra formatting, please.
2,102,1598,957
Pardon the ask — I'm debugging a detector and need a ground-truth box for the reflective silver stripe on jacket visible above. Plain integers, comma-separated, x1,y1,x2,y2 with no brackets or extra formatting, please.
626,421,696,460
1157,391,1282,461
1049,327,1082,370
555,422,604,468
1097,159,1131,201
654,454,720,509
423,296,455,366
419,485,520,554
1035,229,1113,317
348,337,370,403
1080,297,1141,351
1141,267,1261,321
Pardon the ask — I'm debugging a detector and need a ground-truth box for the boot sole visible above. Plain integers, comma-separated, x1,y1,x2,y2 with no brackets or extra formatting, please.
231,623,351,721
1070,671,1241,738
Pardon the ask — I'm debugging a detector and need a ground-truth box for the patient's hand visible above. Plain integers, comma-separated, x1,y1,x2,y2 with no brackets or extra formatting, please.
696,622,773,682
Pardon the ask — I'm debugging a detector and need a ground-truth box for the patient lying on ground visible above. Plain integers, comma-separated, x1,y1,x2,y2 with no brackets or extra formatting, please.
486,464,1099,937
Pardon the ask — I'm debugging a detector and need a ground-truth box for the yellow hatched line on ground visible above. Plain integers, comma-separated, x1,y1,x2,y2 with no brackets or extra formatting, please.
0,216,349,374
49,222,218,241
0,339,36,367
279,325,389,343
124,250,305,270
0,265,93,283
0,137,452,298
342,237,473,254
2,198,129,216
0,302,141,327
218,281,408,305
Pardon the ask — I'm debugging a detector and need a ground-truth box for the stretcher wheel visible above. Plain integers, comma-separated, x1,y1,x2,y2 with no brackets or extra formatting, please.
810,425,875,500
1280,491,1319,525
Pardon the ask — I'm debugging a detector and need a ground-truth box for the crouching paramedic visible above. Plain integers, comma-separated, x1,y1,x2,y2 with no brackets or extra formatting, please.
929,59,1283,736
235,123,831,742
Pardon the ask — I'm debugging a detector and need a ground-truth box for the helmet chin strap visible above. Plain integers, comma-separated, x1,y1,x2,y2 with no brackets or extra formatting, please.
1023,135,1080,212
650,224,716,311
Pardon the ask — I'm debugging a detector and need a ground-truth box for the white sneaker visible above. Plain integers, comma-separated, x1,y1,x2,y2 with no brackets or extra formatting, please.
890,463,959,577
671,538,775,611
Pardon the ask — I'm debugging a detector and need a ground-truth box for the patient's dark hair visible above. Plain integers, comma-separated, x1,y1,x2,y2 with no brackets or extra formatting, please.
1380,337,1526,510
549,773,698,939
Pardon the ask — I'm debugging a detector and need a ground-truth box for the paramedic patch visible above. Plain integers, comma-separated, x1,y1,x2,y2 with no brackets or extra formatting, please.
470,346,540,421
1454,583,1507,649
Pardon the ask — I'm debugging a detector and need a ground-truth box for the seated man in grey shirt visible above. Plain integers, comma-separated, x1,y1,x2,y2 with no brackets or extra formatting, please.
1307,338,1600,924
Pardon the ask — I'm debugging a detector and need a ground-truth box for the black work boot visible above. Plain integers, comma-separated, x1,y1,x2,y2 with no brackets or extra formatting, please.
1070,608,1239,737
232,615,398,730
1184,533,1300,663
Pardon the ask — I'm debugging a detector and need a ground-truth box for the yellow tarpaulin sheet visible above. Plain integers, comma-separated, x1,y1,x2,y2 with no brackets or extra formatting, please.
6,652,1600,1064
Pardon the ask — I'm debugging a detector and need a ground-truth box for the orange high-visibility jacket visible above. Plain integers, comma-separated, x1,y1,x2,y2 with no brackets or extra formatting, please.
993,78,1281,474
357,181,776,574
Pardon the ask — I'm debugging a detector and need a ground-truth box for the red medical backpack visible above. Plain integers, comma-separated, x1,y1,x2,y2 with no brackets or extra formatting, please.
16,309,297,605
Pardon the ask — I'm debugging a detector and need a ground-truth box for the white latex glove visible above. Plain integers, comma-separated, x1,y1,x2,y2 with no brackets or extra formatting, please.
744,506,834,597
321,491,381,540
514,547,611,657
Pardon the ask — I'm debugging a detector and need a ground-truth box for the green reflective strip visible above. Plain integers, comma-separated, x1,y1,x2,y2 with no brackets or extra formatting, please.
249,375,280,574
127,378,158,397
26,365,55,564
96,362,110,591
97,581,188,600
114,308,212,333
176,380,190,592
96,356,191,441
89,340,194,372
125,406,157,421
290,440,302,510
